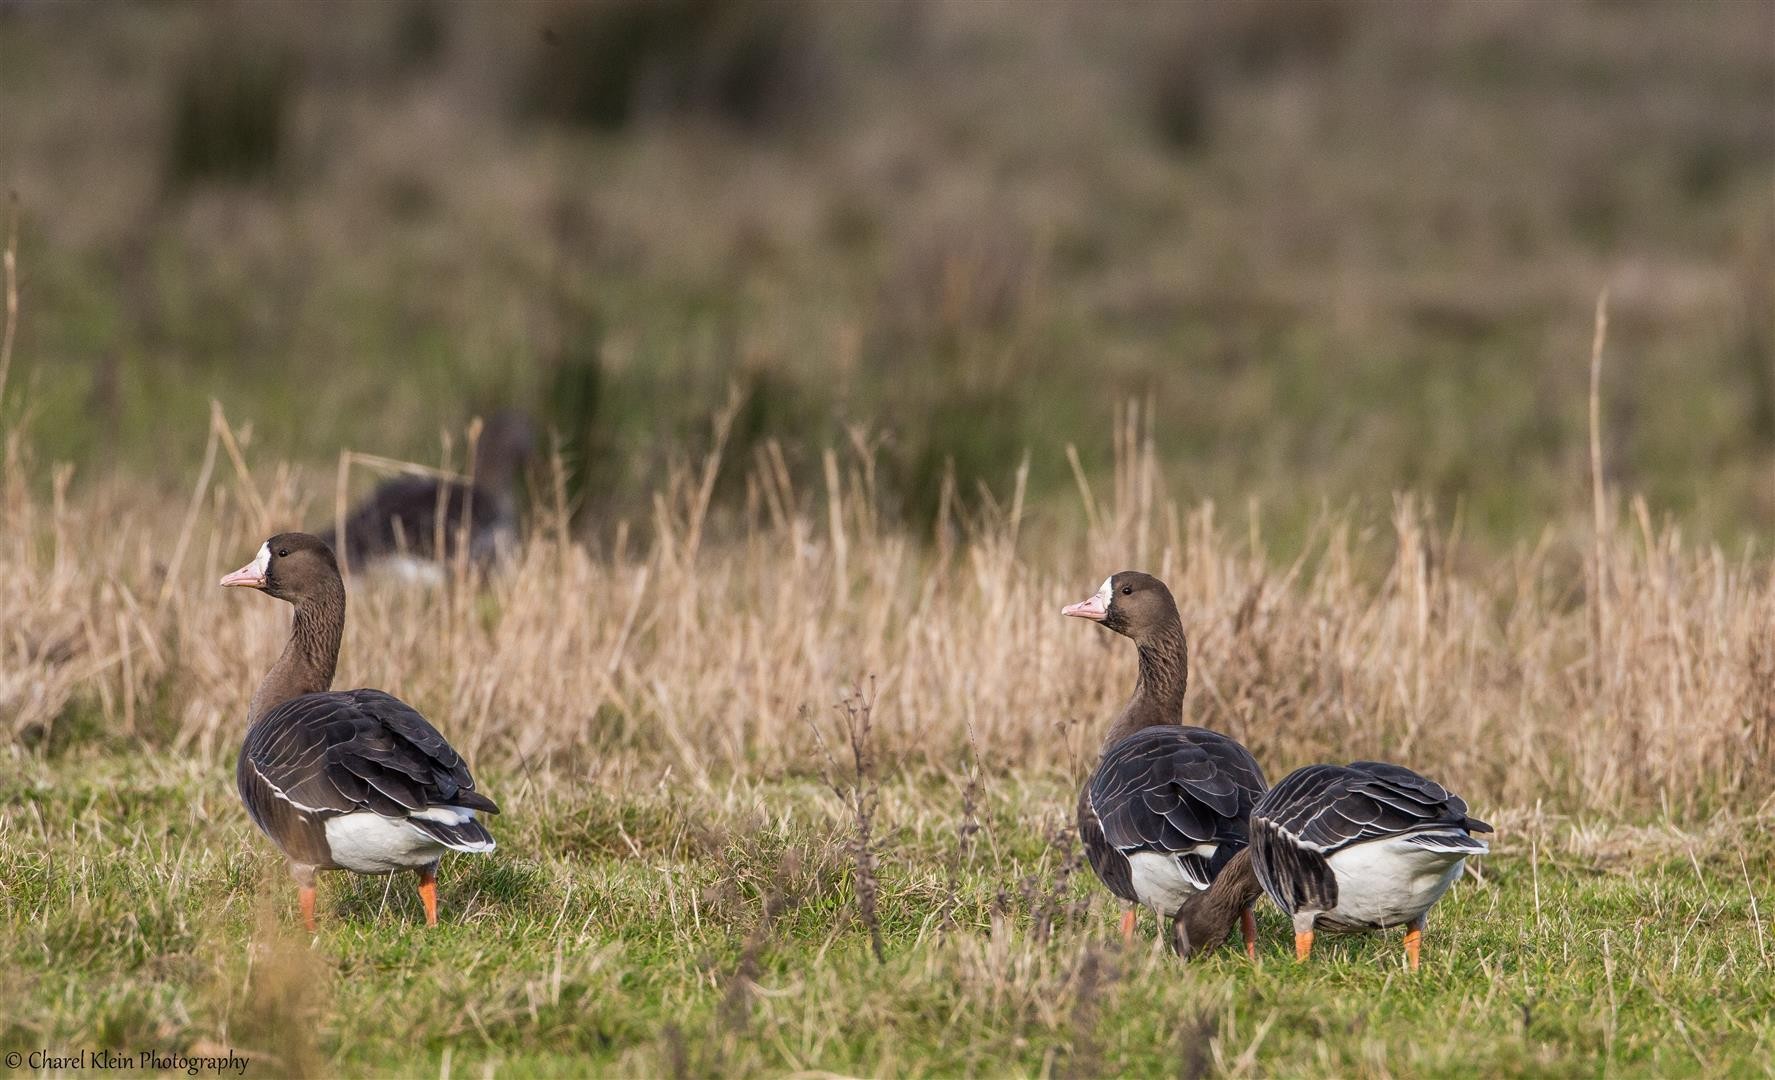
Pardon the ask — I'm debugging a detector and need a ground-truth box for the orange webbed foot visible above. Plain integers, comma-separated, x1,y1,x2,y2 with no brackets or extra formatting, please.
418,865,439,928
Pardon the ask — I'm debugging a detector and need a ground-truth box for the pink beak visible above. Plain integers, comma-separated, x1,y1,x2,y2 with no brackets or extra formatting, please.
1062,593,1108,622
219,563,266,589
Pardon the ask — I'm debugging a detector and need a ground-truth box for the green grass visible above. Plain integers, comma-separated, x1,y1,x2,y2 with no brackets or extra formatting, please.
5,754,1772,1077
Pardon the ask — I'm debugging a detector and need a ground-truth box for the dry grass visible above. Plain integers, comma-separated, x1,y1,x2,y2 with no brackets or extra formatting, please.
5,399,1775,1075
4,396,1772,821
3,5,1772,1073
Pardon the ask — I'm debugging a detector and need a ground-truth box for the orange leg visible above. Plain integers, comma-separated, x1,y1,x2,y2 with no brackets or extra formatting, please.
1120,907,1137,943
418,865,439,927
1404,920,1423,972
1241,908,1258,961
1295,929,1314,962
298,884,317,932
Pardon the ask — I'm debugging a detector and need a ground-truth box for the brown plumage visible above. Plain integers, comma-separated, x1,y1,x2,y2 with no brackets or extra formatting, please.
1171,761,1492,968
1171,848,1264,957
1064,571,1267,956
222,532,498,930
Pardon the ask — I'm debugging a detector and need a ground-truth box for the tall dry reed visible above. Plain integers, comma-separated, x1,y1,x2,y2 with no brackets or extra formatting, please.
2,399,1771,820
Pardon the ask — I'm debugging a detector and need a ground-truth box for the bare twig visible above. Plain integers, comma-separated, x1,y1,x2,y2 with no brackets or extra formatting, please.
157,416,220,612
1739,849,1768,966
0,194,17,416
336,450,468,484
333,449,352,579
805,681,885,962
944,718,984,925
210,401,271,535
1588,288,1611,684
1060,946,1108,1080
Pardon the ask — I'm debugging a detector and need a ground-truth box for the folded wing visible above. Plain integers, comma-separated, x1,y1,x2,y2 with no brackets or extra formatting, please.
242,688,498,850
1088,726,1268,888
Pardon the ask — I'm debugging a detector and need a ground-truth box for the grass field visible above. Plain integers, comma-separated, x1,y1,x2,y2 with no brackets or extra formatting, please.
3,2,1773,1075
6,754,1774,1077
5,418,1775,1076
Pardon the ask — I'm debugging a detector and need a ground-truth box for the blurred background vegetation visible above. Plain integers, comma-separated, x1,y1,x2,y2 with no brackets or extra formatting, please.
0,0,1770,547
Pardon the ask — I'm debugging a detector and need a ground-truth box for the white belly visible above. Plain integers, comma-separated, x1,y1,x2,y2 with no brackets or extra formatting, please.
1322,836,1467,930
1127,849,1213,916
324,813,447,873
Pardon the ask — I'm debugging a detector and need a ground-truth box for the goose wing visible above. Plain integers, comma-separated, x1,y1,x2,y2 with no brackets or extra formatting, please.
1086,726,1268,887
1345,760,1493,835
1257,761,1485,855
241,688,499,821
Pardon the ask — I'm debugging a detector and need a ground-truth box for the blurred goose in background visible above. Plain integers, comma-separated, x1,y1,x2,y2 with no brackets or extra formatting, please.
1063,571,1269,956
221,533,499,930
1175,760,1490,969
321,411,535,577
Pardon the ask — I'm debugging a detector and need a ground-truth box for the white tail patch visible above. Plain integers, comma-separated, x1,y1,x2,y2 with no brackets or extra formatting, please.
1323,834,1473,929
1127,850,1210,915
411,804,478,826
323,812,447,873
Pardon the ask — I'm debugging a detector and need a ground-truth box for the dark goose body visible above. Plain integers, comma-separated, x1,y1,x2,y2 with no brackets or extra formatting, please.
1064,572,1268,937
236,688,497,873
323,474,517,569
222,533,498,928
322,412,533,572
1250,761,1490,934
1078,723,1267,914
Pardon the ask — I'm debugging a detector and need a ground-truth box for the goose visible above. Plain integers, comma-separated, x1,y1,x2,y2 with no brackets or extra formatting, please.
1171,760,1490,969
322,411,534,577
1063,571,1268,955
221,532,499,930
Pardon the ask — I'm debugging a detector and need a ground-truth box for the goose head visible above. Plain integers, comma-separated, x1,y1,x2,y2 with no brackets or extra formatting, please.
221,532,342,604
1061,570,1180,644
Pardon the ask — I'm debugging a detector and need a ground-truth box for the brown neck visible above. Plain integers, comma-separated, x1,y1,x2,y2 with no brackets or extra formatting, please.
247,584,345,724
1173,848,1262,958
1103,619,1189,746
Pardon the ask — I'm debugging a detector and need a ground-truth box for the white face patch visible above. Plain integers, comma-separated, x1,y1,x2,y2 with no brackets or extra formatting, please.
251,542,271,577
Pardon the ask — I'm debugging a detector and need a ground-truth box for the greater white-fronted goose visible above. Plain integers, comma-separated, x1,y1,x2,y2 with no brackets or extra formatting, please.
322,411,534,575
1256,760,1491,973
1063,571,1268,955
1217,760,1491,969
221,532,499,930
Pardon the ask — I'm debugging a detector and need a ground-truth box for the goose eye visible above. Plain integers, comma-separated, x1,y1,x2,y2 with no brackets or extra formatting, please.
276,547,290,558
1120,585,1133,595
